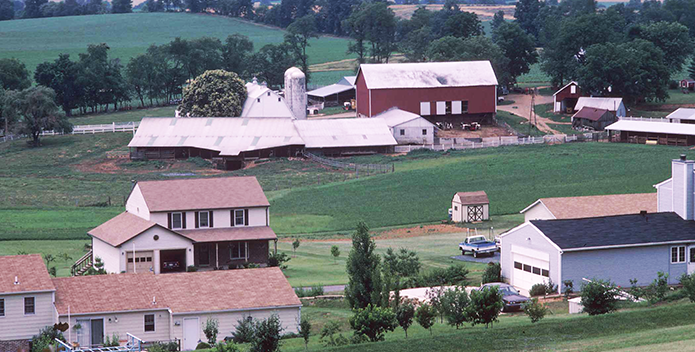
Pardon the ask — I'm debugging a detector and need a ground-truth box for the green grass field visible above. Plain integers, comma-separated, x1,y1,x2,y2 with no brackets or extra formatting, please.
69,106,177,125
0,13,354,77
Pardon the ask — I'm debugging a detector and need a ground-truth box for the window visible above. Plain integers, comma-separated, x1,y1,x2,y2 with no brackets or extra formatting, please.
436,101,446,115
257,98,261,102
0,298,4,317
532,267,541,275
171,212,183,229
422,129,427,136
514,261,549,278
445,101,452,114
420,102,431,116
462,101,469,113
514,262,522,270
672,246,686,263
24,297,35,315
144,314,155,332
199,211,210,228
541,269,550,277
570,85,577,94
454,206,458,211
400,129,405,136
234,209,246,226
523,264,532,273
691,247,695,263
231,242,247,259
278,98,281,102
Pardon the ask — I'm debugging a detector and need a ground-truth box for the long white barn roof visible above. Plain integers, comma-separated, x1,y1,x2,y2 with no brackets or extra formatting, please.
605,119,695,135
666,108,695,121
358,61,498,90
294,118,397,148
575,97,623,112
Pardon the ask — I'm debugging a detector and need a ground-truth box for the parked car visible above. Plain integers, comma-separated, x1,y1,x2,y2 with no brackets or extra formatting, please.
459,235,497,258
480,283,530,312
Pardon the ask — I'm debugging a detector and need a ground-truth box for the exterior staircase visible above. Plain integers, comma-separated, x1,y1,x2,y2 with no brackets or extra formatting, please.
71,250,93,276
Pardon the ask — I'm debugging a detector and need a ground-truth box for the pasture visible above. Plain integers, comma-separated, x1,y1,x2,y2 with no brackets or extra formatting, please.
0,13,354,77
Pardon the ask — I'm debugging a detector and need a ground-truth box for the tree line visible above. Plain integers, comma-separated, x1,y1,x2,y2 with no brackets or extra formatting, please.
0,0,133,20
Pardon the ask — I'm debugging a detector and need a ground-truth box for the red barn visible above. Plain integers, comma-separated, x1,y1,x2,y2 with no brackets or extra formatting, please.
355,61,498,124
552,81,581,113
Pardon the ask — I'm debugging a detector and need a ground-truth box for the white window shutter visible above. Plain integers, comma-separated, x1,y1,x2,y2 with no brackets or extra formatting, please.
420,102,431,115
436,101,446,115
452,101,462,114
570,85,576,94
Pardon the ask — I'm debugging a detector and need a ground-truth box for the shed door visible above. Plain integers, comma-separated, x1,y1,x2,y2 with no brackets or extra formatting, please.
126,251,154,273
511,252,550,292
467,205,483,222
555,102,562,112
183,317,199,350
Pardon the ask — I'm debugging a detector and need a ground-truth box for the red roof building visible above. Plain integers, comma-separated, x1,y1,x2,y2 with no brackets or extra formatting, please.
553,81,581,113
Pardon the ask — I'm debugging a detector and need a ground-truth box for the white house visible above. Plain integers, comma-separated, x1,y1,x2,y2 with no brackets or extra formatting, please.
451,191,489,223
375,107,436,145
87,177,277,275
241,79,294,118
520,193,658,222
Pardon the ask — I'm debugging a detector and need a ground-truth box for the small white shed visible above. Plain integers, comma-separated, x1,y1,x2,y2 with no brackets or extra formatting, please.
375,107,436,144
451,191,489,223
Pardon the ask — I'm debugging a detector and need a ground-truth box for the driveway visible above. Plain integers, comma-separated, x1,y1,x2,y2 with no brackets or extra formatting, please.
450,251,500,264
497,92,568,134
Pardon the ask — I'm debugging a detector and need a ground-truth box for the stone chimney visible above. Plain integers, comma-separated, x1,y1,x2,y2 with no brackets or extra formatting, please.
672,154,694,220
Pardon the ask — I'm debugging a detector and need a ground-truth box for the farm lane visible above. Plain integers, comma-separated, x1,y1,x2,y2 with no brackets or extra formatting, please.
497,93,563,134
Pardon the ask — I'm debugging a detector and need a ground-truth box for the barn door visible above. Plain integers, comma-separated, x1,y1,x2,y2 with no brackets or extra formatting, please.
468,205,483,222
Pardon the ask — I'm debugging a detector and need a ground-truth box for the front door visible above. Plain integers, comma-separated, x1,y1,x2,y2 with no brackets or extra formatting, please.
689,245,695,275
90,319,104,347
183,317,199,350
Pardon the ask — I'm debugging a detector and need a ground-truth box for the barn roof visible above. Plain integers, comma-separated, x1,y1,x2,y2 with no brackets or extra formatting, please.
572,107,611,121
375,107,434,128
0,254,55,294
531,212,695,251
666,108,695,121
241,81,294,118
357,61,498,90
575,97,623,112
293,118,397,148
453,191,489,205
605,119,695,136
520,193,657,219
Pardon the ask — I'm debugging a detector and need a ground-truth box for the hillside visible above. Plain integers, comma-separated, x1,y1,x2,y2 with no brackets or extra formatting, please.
0,12,354,81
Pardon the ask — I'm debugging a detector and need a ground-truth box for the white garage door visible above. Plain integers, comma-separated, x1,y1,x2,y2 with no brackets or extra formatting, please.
511,246,550,292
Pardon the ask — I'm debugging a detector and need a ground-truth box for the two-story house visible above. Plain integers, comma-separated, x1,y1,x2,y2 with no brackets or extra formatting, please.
86,177,277,274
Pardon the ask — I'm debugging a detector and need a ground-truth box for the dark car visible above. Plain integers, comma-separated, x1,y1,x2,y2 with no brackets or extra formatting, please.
480,283,530,312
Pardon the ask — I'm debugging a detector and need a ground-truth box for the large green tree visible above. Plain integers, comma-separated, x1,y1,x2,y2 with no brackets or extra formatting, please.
284,14,318,83
345,222,383,310
493,22,539,85
34,54,82,116
441,11,483,39
427,36,510,87
0,0,13,20
222,34,254,76
247,44,297,89
2,86,72,146
111,0,132,13
22,0,46,18
345,2,397,63
514,0,542,38
632,21,693,75
0,58,31,91
178,69,247,117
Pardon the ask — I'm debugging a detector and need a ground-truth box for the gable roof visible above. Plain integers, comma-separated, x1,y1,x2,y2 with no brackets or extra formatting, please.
178,226,277,243
339,76,356,86
521,193,657,219
357,61,498,90
136,176,270,212
453,191,489,205
666,108,695,121
293,118,397,148
375,107,434,128
307,83,355,98
88,212,167,246
531,212,695,251
52,268,300,315
242,81,294,118
575,97,623,112
0,254,55,294
572,107,612,121
553,81,579,97
605,119,695,136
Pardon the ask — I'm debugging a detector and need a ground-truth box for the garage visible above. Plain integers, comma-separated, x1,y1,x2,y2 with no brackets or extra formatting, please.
510,246,550,291
126,251,154,273
160,249,187,273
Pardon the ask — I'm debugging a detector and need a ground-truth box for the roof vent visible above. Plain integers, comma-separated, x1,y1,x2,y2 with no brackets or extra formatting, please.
152,296,157,305
681,154,687,161
14,276,19,285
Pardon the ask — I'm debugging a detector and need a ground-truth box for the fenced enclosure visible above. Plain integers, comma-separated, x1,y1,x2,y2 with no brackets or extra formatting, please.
303,151,394,175
1,122,139,144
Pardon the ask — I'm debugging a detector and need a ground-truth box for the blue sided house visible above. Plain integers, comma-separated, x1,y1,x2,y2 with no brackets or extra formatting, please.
500,155,695,293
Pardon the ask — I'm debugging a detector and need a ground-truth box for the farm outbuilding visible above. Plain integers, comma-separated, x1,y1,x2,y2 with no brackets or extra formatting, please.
307,76,356,107
241,79,294,118
681,79,695,90
553,81,581,113
571,107,617,131
375,107,436,144
355,61,498,125
605,119,695,146
293,118,396,156
451,191,489,223
666,108,695,124
574,97,626,117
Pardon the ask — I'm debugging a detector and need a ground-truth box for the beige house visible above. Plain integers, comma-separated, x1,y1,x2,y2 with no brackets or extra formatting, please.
85,177,277,275
520,193,658,222
451,191,489,223
0,255,57,351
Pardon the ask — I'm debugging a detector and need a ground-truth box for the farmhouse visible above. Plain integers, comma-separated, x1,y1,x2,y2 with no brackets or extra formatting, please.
307,76,356,107
574,97,626,117
520,193,657,222
241,78,294,118
85,177,277,275
552,81,581,113
570,107,616,131
451,191,489,223
355,61,498,124
500,156,695,293
374,108,436,145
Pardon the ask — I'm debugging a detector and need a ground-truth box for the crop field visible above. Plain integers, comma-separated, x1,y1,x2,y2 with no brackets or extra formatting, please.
0,13,354,76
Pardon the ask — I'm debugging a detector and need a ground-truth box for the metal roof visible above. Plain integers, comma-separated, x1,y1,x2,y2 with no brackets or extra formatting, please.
605,119,695,135
666,108,695,121
242,81,294,118
375,107,434,128
572,107,610,121
128,117,304,156
358,61,498,90
339,76,356,85
293,118,397,148
307,83,355,98
575,97,623,112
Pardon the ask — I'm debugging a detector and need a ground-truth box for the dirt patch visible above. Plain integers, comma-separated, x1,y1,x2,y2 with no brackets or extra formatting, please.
279,224,465,242
74,156,226,175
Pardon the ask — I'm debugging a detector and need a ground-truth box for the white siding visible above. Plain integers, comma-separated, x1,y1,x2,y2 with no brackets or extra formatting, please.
657,179,673,213
0,292,56,340
150,212,168,227
500,224,562,295
522,203,555,222
171,307,300,347
391,119,435,145
59,310,171,347
120,227,194,274
125,185,151,221
93,237,121,274
150,207,269,230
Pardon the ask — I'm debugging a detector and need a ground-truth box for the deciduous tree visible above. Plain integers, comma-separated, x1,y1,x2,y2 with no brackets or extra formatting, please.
395,301,415,338
493,22,538,85
467,285,504,328
34,54,82,116
0,58,31,91
284,14,318,83
2,86,72,147
178,69,247,117
222,34,254,76
349,304,397,342
0,0,14,20
415,303,436,335
440,287,470,329
111,0,132,13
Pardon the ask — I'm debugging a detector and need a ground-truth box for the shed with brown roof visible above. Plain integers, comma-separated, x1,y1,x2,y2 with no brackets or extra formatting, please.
451,191,489,223
571,107,617,131
520,193,658,222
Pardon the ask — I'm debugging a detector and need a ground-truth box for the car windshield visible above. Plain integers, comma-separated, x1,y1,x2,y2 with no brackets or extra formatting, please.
497,286,520,296
469,236,487,243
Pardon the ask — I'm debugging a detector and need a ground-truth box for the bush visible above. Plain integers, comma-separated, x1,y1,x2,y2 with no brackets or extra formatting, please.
187,265,198,272
189,156,212,168
545,279,558,295
31,326,65,352
267,251,290,270
643,272,669,304
481,262,501,284
214,341,240,352
231,316,256,344
468,285,504,328
669,80,679,89
250,314,283,352
680,272,695,303
529,283,547,297
415,303,436,335
562,280,574,299
196,342,211,350
294,285,325,298
412,265,469,287
580,279,620,315
349,304,397,342
319,321,347,347
148,342,180,352
523,298,549,323
104,333,120,347
204,318,219,345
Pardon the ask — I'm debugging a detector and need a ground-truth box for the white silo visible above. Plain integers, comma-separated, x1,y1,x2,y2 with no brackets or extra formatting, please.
284,67,307,119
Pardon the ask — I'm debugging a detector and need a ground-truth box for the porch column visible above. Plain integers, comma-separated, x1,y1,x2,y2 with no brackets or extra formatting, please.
215,243,219,269
274,239,278,255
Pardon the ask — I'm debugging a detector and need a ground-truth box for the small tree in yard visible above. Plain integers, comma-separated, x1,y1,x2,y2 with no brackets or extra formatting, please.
467,286,504,328
231,316,255,344
580,279,620,316
349,304,397,342
345,222,382,310
562,280,574,299
331,245,341,264
178,69,247,117
396,301,415,338
250,314,283,352
523,298,549,323
440,287,470,329
426,286,446,323
204,317,219,345
481,262,502,284
298,316,311,351
416,302,437,335
680,273,695,303
267,252,290,270
292,238,300,257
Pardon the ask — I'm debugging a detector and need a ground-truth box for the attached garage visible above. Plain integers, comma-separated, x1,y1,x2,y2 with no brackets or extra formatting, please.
509,245,550,291
126,251,154,273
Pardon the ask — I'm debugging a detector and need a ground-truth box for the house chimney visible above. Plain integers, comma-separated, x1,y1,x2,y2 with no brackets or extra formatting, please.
672,156,694,220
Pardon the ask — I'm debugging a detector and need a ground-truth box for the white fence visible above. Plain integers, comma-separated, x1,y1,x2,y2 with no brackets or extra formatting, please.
619,117,668,122
1,121,139,143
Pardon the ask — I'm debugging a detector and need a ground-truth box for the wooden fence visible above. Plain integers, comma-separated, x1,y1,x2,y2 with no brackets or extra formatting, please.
304,151,394,175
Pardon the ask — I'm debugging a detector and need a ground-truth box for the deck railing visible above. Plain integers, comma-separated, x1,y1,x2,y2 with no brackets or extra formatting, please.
71,250,93,276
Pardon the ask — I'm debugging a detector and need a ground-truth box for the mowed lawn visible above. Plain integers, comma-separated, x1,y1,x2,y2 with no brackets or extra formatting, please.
0,12,354,75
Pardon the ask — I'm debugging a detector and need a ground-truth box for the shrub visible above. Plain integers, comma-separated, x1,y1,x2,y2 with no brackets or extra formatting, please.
104,333,120,347
680,272,695,303
294,285,325,298
529,283,547,297
580,279,620,315
31,326,65,352
440,286,470,329
481,262,502,284
523,298,549,323
643,272,669,304
148,342,179,352
331,245,341,263
413,265,469,287
204,318,219,345
545,279,558,295
250,314,283,352
669,80,679,89
349,304,397,342
319,321,345,347
562,280,574,299
189,156,212,168
196,342,211,350
231,316,255,344
415,303,436,335
395,301,415,338
298,317,311,350
214,341,240,352
468,285,504,328
267,252,290,270
187,265,198,272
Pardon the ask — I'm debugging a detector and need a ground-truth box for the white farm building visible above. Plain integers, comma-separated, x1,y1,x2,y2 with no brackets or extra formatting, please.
375,107,436,144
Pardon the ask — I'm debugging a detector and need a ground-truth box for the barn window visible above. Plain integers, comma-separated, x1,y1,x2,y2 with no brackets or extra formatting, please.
422,129,427,136
452,101,462,114
400,129,405,136
420,102,431,115
462,101,469,113
570,85,576,94
445,101,452,114
436,101,446,115
514,262,522,270
24,297,35,315
144,314,155,332
171,212,183,229
671,246,686,263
